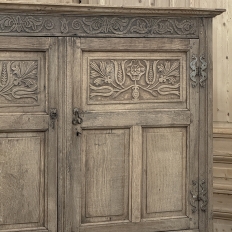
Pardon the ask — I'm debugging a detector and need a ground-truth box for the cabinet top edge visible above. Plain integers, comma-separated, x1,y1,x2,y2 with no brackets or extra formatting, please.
0,2,226,18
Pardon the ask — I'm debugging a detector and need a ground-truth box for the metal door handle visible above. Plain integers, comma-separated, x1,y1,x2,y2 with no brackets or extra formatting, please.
76,131,82,136
72,108,83,125
50,108,58,129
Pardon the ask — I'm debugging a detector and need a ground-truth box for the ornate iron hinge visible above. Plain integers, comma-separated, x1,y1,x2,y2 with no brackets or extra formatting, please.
190,179,208,213
50,108,58,129
199,179,208,211
190,179,198,213
190,54,207,88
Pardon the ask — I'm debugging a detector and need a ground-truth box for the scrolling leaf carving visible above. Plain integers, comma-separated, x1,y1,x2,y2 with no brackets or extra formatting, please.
72,17,197,36
0,14,197,37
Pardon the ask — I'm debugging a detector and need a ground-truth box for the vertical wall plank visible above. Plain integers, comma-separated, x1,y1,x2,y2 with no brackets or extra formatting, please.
189,0,200,7
155,0,170,7
80,0,89,3
108,0,124,6
88,0,99,4
105,0,119,6
131,126,142,222
123,0,151,7
170,0,189,7
210,0,228,122
226,0,232,123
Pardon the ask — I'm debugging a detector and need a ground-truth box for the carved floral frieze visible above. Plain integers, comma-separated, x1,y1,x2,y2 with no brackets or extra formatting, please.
88,58,181,102
72,17,197,36
0,61,38,103
0,16,54,33
0,14,198,37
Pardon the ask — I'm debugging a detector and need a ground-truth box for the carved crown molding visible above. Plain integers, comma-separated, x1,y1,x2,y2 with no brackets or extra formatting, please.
0,14,199,37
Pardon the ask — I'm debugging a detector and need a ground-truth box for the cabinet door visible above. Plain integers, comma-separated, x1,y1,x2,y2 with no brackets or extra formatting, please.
0,37,58,232
69,38,200,232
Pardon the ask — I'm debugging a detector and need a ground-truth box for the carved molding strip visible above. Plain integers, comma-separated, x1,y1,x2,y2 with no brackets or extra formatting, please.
0,15,54,33
71,17,198,36
0,14,198,37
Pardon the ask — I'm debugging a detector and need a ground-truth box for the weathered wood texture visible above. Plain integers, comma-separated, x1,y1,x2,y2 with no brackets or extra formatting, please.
0,37,58,232
2,0,229,123
213,129,232,231
0,0,227,231
78,2,231,231
80,1,231,231
68,36,199,232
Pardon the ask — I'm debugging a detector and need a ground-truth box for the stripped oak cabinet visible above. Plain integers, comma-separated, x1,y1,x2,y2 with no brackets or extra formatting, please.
0,3,224,232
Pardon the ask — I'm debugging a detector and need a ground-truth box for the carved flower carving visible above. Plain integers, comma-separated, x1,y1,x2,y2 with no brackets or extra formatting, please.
89,59,181,101
126,60,145,81
11,61,37,87
90,61,114,85
158,61,180,84
0,61,38,101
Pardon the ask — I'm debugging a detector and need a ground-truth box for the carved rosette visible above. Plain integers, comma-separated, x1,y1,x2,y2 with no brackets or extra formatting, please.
89,59,181,103
126,60,145,81
0,61,38,103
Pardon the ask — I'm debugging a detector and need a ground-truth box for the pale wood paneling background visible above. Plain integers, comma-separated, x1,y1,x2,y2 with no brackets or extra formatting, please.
1,0,232,231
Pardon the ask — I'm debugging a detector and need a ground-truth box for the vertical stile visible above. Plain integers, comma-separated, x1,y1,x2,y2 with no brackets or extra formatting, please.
189,39,200,229
57,37,66,232
131,126,142,222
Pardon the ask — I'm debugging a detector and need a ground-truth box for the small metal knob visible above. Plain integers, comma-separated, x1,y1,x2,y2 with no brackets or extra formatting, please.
76,131,82,136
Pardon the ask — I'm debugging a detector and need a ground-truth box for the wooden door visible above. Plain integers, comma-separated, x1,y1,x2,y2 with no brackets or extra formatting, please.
0,37,58,232
69,37,200,232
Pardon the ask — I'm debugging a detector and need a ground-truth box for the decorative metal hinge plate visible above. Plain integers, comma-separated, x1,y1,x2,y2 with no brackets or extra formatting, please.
50,108,58,129
190,179,198,213
199,179,208,211
190,54,208,88
190,179,208,213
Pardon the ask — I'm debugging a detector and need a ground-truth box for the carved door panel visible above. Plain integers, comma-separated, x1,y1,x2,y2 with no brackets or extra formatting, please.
69,37,200,232
0,37,58,232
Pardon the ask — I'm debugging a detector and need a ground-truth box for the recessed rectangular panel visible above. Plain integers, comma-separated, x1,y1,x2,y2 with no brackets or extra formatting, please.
81,129,129,224
0,132,45,229
0,52,46,113
82,52,187,111
142,127,186,219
